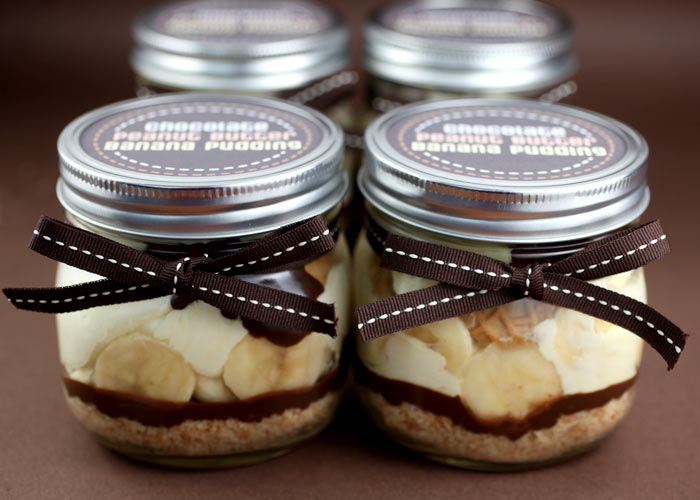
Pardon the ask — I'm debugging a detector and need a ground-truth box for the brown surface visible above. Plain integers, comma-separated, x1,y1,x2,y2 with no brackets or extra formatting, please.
1,1,699,498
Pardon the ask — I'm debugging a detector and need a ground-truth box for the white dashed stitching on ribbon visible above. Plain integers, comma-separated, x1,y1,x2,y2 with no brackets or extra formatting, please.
544,282,682,354
385,247,511,279
197,286,334,325
7,284,151,305
538,81,578,104
173,257,190,294
366,225,386,249
524,266,532,296
288,71,358,105
34,230,157,277
219,229,331,273
563,235,667,277
357,289,489,330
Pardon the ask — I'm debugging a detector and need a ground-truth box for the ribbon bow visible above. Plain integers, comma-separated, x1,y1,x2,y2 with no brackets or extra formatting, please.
4,216,337,335
356,220,687,368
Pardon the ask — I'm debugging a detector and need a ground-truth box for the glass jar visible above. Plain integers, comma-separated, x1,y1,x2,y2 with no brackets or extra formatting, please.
355,98,651,470
130,0,360,176
364,0,577,119
52,94,350,467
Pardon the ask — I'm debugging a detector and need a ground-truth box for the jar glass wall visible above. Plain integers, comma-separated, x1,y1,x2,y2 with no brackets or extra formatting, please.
56,217,351,468
355,97,655,470
46,93,350,467
353,222,644,470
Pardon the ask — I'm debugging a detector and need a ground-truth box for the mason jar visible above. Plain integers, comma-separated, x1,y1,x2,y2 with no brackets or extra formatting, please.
130,0,359,158
364,0,577,118
354,98,652,470
51,94,350,467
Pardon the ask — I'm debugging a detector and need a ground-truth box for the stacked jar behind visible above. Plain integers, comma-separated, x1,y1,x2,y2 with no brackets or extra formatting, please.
355,98,652,470
364,0,577,121
54,94,351,467
131,0,360,168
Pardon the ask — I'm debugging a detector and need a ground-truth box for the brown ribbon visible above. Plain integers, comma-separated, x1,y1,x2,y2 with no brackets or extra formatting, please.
356,220,687,368
3,216,338,335
286,70,364,153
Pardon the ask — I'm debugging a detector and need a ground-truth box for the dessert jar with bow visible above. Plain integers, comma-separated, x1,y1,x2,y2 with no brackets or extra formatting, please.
131,0,360,153
364,0,577,118
353,99,686,470
4,94,351,468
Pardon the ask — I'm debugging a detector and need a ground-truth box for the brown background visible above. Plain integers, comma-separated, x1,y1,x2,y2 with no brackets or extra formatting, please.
1,1,699,498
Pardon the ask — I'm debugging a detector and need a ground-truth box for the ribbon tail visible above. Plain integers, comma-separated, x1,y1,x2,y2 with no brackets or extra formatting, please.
356,284,519,342
543,274,687,369
28,217,164,286
191,272,336,335
3,280,168,313
548,220,669,281
203,216,335,275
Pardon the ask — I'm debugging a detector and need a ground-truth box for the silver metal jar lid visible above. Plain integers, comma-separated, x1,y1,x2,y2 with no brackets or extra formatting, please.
365,0,576,94
131,0,349,92
57,93,347,241
359,98,649,244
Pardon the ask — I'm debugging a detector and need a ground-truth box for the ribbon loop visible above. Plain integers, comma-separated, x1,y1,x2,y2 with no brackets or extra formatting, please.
205,217,334,275
356,220,687,369
549,220,670,281
381,233,512,289
4,216,337,336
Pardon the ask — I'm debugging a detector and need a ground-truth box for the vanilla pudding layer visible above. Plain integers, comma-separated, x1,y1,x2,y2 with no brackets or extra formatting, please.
56,236,350,405
354,230,645,432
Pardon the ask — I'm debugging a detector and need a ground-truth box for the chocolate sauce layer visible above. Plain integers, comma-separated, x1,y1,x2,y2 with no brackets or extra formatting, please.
355,361,635,440
64,360,345,428
171,267,324,347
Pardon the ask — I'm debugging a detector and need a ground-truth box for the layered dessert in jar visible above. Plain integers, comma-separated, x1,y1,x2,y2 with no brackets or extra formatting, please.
364,0,577,118
355,98,654,469
49,94,351,467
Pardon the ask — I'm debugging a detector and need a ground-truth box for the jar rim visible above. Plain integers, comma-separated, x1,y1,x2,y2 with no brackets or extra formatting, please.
364,0,576,93
360,98,649,245
57,93,347,241
131,0,350,92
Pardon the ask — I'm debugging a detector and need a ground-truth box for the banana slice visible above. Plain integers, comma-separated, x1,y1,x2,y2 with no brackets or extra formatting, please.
194,375,236,403
93,334,196,402
222,335,285,399
149,300,248,378
357,334,390,369
371,332,461,396
317,246,351,341
461,342,562,420
534,308,643,395
278,333,334,391
391,271,436,295
68,367,93,385
55,263,172,372
305,251,335,287
405,317,473,375
353,232,393,305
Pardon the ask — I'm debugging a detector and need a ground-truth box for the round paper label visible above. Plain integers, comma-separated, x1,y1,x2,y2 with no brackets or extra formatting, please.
378,2,560,43
150,0,333,42
79,99,322,177
385,104,627,181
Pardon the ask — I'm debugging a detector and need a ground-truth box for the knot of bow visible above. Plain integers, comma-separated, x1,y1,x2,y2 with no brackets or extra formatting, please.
4,216,338,335
356,221,687,369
